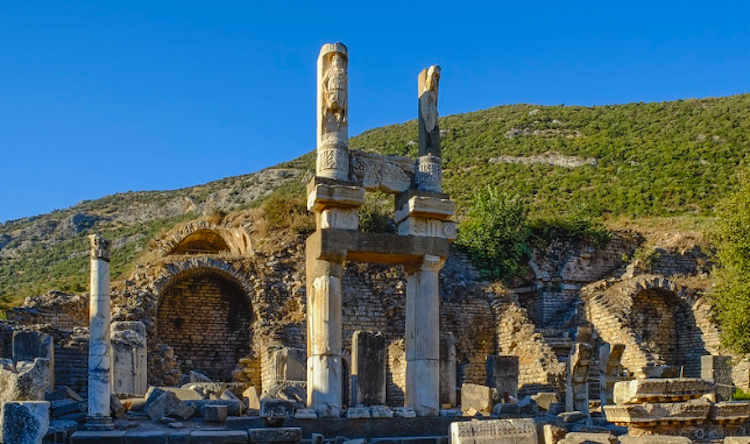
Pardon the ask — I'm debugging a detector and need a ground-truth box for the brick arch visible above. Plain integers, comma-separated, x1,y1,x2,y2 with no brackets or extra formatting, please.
153,221,253,257
151,258,255,381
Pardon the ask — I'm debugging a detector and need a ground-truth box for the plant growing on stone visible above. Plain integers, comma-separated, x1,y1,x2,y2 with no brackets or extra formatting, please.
456,187,530,280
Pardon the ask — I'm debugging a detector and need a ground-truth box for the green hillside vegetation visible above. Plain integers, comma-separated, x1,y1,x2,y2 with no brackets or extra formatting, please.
1,93,749,311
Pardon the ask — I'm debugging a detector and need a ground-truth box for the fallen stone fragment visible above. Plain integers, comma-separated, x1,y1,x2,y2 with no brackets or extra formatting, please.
460,383,493,416
46,385,83,402
243,386,260,410
613,378,714,405
558,432,617,444
2,401,50,444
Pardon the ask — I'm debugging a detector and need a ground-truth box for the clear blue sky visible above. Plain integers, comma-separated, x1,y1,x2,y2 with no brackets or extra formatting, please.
1,2,748,223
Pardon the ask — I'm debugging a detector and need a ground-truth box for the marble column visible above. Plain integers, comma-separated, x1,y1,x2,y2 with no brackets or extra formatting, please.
306,257,343,417
405,254,444,416
416,65,442,193
86,234,113,430
316,42,349,181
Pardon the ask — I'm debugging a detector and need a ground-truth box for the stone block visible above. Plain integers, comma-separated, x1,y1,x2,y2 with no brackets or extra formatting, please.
531,392,559,411
460,383,493,416
147,386,203,401
247,427,302,444
144,390,195,421
486,355,519,401
124,431,167,444
398,217,456,240
558,432,616,444
641,365,681,379
613,378,714,405
702,355,733,384
369,405,394,417
12,330,54,389
180,382,247,399
392,407,417,417
725,438,750,444
320,208,359,230
732,360,750,391
449,418,537,444
346,406,371,418
603,397,712,425
0,358,51,404
46,385,84,402
558,411,588,423
307,182,365,212
439,333,456,407
203,404,228,424
711,400,750,422
271,347,306,383
619,436,693,444
185,399,241,417
542,424,566,444
394,195,455,222
294,408,317,419
110,321,147,396
190,430,248,444
351,330,386,406
243,386,260,410
260,398,295,418
71,431,126,444
349,150,414,193
2,401,49,444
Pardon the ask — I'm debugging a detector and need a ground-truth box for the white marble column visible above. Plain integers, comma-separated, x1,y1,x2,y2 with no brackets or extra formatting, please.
405,254,444,416
306,259,343,417
86,234,113,430
316,42,350,181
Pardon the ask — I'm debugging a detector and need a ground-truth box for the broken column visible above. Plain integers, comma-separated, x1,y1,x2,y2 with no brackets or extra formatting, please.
599,343,625,406
316,42,349,182
486,355,520,402
416,65,442,193
86,233,113,430
566,342,593,414
439,333,457,407
110,321,147,396
12,330,54,390
406,254,444,416
351,331,386,406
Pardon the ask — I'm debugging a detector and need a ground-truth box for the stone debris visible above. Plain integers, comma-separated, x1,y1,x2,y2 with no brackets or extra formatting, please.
461,383,493,416
2,401,49,444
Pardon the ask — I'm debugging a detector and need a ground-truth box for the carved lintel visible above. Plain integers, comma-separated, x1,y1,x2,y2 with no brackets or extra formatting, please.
89,234,111,262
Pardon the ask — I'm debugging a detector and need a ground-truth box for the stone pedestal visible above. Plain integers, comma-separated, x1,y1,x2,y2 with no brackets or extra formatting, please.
486,355,519,401
306,257,343,417
405,254,443,416
110,321,147,396
86,234,113,430
439,333,456,407
351,330,386,406
12,330,54,391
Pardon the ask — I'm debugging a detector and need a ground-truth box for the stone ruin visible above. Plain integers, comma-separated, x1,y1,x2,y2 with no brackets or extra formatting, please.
0,42,748,444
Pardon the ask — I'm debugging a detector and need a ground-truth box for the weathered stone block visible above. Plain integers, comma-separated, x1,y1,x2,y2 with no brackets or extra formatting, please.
185,399,241,417
449,418,537,444
724,438,750,444
369,405,394,418
203,404,228,424
349,150,414,194
243,386,260,410
110,321,147,396
351,330,386,406
558,432,616,444
260,398,295,418
613,378,714,405
0,358,51,404
307,182,365,212
247,427,302,444
486,355,519,401
542,424,566,444
711,400,750,422
12,331,54,390
271,347,306,383
46,385,83,402
604,397,712,425
619,436,693,444
394,195,455,223
345,406,371,418
460,383,493,416
439,333,456,407
531,392,559,411
190,430,248,444
293,408,317,419
147,386,203,401
2,401,49,444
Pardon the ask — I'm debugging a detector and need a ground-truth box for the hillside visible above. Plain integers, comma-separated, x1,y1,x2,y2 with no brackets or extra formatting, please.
1,93,749,307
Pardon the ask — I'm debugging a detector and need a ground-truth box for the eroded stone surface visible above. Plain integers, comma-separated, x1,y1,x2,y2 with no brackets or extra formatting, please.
604,397,712,424
613,378,714,405
2,401,49,444
461,383,493,416
351,330,386,406
450,418,537,444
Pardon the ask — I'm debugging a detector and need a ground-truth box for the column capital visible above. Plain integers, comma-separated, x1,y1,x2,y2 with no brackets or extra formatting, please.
89,234,111,262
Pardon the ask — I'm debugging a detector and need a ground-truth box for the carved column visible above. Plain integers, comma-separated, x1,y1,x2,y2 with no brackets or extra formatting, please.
316,42,350,181
417,65,442,192
86,234,113,430
306,254,344,417
405,254,444,416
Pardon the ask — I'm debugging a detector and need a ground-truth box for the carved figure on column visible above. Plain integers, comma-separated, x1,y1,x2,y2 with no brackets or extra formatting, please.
417,65,443,192
317,43,350,181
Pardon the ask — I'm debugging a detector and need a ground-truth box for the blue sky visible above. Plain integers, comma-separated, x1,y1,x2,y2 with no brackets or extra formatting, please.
1,1,748,222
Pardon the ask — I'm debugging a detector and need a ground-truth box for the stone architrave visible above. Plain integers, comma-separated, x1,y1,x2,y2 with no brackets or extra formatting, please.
12,330,54,390
316,42,349,181
110,321,147,396
566,342,593,414
405,254,444,416
350,331,386,406
439,333,457,407
449,418,537,444
86,234,113,430
599,343,625,406
486,355,520,401
306,256,344,417
701,355,733,401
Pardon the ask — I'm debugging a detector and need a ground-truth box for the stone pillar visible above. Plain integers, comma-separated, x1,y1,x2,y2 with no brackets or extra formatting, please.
12,330,54,390
701,355,734,401
439,333,457,407
351,330,386,406
406,254,443,416
316,42,349,181
486,355,519,401
110,321,147,396
306,256,343,417
86,234,113,430
565,342,592,414
599,343,625,406
416,65,442,193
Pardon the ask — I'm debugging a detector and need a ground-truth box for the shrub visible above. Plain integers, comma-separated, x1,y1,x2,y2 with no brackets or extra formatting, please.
456,188,530,280
710,176,750,353
359,192,395,233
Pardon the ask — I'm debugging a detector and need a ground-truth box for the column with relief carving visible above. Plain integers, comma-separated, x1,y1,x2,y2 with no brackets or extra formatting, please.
416,65,442,192
405,254,444,416
316,42,350,181
86,234,113,430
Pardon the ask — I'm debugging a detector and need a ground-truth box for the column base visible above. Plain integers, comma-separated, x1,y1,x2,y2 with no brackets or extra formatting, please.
85,416,114,431
307,354,343,418
405,358,439,416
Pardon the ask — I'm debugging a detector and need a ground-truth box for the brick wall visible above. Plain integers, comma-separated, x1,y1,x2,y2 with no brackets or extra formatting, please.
156,271,252,381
